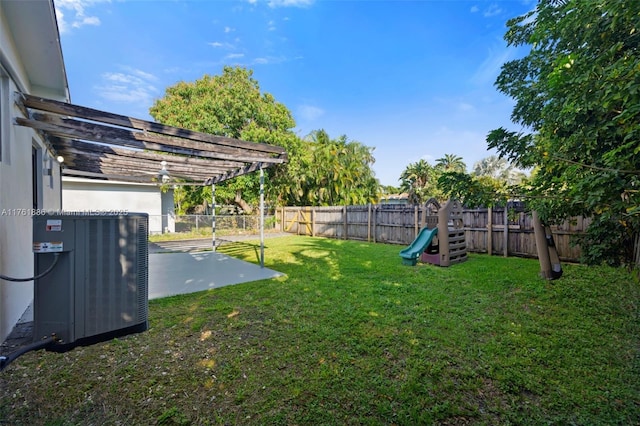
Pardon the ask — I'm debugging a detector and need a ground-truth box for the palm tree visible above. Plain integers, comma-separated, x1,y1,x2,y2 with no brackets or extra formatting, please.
304,129,332,145
400,159,436,204
300,130,379,206
436,153,467,173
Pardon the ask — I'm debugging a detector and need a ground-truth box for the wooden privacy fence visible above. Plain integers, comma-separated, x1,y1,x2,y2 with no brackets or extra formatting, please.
276,204,591,262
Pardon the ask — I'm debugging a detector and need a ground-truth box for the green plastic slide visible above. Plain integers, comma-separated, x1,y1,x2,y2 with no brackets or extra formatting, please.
399,227,438,266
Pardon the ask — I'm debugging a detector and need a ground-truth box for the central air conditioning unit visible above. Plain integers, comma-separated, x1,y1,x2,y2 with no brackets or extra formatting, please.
32,213,149,351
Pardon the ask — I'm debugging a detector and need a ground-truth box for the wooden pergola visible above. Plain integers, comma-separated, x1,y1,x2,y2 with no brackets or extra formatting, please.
13,93,288,185
14,92,288,265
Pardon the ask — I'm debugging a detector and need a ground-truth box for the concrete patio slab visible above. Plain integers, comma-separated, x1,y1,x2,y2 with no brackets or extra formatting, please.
148,251,284,299
2,237,288,353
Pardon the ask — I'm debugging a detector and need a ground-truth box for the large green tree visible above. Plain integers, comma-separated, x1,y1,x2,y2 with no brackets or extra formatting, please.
149,66,297,213
486,0,640,266
150,67,379,212
284,129,379,206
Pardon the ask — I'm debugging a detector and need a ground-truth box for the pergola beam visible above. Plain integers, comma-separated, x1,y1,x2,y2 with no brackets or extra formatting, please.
54,138,239,169
55,142,235,177
17,92,287,156
16,117,283,165
14,92,288,186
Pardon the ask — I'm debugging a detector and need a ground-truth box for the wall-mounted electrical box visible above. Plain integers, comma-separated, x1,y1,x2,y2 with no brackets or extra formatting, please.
32,214,149,351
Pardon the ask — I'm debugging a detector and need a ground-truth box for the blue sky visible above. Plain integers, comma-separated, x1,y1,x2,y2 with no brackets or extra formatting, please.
55,0,534,187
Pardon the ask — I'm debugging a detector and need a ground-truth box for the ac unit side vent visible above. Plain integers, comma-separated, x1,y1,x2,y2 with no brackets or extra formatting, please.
137,219,149,322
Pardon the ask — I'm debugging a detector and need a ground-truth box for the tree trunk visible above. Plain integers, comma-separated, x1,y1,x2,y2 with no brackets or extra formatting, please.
234,191,253,215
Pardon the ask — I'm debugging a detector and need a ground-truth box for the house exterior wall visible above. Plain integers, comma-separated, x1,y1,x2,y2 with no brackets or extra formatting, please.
0,2,66,343
62,177,175,234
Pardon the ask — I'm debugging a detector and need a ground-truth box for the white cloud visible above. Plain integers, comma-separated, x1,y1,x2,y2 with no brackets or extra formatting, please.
458,102,475,112
226,53,245,59
471,42,517,86
470,5,479,13
268,0,314,8
431,97,477,115
208,40,239,50
268,20,277,31
483,4,503,17
77,16,100,27
95,67,159,109
297,104,325,121
224,26,235,33
54,0,106,34
252,55,298,65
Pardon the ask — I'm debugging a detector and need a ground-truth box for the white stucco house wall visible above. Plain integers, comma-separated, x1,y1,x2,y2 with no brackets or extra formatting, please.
0,1,68,342
62,177,175,234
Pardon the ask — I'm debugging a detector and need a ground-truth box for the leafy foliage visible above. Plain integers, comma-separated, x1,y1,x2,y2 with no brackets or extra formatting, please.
149,66,296,213
438,171,513,208
487,0,640,266
436,155,525,208
281,129,379,206
435,154,467,173
150,66,294,139
472,155,526,185
150,67,380,211
399,159,441,204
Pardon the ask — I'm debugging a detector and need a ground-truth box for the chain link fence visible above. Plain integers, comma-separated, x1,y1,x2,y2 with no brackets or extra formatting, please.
149,214,277,235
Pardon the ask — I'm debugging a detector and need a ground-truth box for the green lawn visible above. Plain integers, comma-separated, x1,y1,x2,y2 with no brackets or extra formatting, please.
1,236,638,425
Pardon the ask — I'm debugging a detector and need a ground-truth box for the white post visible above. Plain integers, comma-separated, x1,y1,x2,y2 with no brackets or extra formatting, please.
211,184,216,252
259,166,265,268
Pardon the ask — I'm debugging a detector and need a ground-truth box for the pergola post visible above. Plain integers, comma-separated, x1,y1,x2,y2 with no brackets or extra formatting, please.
211,183,216,252
259,165,265,268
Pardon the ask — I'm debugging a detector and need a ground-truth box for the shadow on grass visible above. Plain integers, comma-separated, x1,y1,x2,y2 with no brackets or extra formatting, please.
216,240,262,263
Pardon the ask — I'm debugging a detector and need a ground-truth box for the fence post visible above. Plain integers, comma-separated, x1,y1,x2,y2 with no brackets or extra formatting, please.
284,207,288,233
487,207,492,255
373,205,377,243
343,206,348,240
503,205,509,257
311,207,316,237
414,205,419,236
367,203,372,242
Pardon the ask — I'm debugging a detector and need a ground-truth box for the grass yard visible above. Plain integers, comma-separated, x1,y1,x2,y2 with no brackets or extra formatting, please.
1,236,638,425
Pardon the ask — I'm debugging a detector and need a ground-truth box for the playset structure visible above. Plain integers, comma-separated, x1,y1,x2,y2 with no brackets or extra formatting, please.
400,199,467,266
